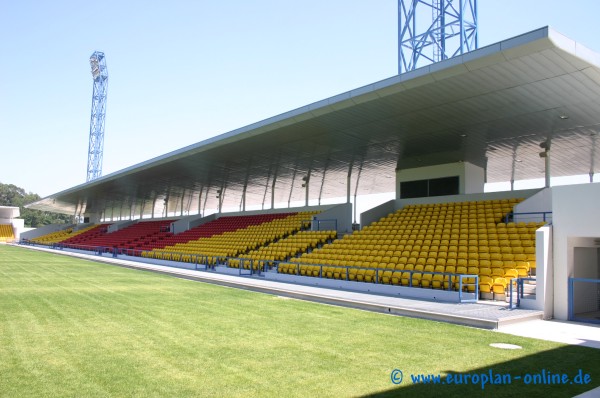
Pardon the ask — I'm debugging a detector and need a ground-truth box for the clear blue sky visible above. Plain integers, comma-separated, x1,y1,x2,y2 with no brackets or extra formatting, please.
1,0,599,197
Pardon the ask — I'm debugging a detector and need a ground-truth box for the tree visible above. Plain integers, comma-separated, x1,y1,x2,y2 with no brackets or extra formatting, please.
0,182,71,228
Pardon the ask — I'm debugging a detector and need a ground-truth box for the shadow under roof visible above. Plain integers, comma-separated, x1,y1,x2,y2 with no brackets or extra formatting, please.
28,27,600,217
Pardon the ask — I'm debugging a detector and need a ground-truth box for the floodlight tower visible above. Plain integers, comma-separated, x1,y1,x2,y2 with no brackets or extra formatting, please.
86,51,108,182
398,0,478,74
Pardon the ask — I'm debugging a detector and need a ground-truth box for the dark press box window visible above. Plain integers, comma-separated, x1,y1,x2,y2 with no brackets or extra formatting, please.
401,176,459,198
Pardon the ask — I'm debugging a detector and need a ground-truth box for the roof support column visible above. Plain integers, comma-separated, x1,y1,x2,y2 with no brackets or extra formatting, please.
303,174,310,207
164,193,170,218
152,196,157,219
353,162,363,225
288,169,297,208
185,191,192,215
540,141,551,188
242,185,247,212
271,177,276,209
544,151,551,188
262,167,273,210
590,134,596,183
510,147,517,191
202,188,209,216
347,165,353,204
73,202,79,222
216,189,224,214
180,190,185,216
318,161,329,206
197,188,203,216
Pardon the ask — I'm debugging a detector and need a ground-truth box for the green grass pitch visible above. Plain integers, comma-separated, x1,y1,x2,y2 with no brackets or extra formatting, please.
1,245,599,397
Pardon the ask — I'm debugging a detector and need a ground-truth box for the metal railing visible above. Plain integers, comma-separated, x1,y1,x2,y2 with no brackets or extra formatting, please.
504,211,552,224
508,277,536,309
568,277,600,324
22,241,479,302
303,218,338,232
275,261,478,303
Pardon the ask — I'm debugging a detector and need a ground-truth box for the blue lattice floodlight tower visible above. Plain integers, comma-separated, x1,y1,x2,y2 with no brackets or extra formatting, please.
398,0,478,74
87,51,108,182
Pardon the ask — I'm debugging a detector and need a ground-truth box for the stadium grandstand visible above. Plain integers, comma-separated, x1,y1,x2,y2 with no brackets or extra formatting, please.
20,26,600,326
0,206,22,244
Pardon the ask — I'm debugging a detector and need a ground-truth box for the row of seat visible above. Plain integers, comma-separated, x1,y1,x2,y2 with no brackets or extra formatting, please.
152,213,294,249
73,220,175,251
278,260,524,292
146,212,320,261
277,198,537,295
29,224,101,244
228,230,337,267
0,224,14,242
29,227,74,244
60,224,112,245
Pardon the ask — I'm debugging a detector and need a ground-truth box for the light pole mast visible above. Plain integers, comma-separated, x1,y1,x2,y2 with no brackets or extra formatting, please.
87,51,108,182
398,0,478,74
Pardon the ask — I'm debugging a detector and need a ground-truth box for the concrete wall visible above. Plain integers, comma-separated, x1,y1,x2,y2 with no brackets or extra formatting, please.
172,214,207,234
513,188,552,224
188,213,218,231
74,223,93,231
11,218,25,241
523,226,553,318
20,223,73,240
397,188,539,207
551,182,600,320
84,213,102,224
395,162,485,197
315,203,352,234
213,204,337,218
573,246,599,314
171,204,345,235
465,162,486,194
264,272,472,303
107,220,136,233
360,200,396,229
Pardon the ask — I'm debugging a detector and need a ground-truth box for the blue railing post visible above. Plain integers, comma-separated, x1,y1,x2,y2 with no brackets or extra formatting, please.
509,278,515,309
568,278,574,321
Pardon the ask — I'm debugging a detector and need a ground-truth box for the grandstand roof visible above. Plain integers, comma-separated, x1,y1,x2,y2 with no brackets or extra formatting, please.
29,27,600,216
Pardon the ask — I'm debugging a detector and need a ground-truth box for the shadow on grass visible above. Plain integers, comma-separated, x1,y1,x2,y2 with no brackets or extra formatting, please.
363,344,600,398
